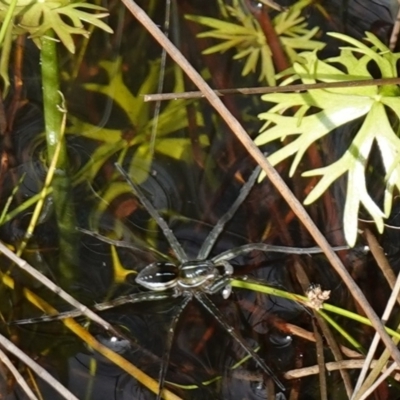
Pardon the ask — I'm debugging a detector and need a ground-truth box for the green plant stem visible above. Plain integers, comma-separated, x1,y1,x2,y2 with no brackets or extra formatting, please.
230,279,400,341
41,32,76,281
41,34,65,162
318,309,364,353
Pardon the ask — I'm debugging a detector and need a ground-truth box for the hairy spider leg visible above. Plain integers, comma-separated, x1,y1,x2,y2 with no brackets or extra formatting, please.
197,165,261,260
157,295,191,400
77,228,169,261
115,163,188,263
12,291,175,324
211,243,349,264
195,292,285,391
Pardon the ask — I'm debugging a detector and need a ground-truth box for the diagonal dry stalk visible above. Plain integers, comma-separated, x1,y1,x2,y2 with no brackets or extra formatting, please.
0,242,120,337
121,0,400,368
0,332,78,400
351,230,400,398
294,259,353,398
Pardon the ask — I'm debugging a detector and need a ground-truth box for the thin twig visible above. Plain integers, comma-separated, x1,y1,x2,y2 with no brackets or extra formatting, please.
0,242,121,338
352,269,400,399
357,362,398,400
119,0,400,366
363,228,398,292
0,346,38,400
0,333,78,400
314,314,354,397
284,359,400,380
143,78,400,102
312,319,328,400
149,0,171,158
294,260,353,397
285,323,362,359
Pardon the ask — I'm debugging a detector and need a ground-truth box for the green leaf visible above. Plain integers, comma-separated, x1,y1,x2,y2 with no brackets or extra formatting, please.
256,33,400,245
3,0,113,53
186,0,324,84
69,58,209,191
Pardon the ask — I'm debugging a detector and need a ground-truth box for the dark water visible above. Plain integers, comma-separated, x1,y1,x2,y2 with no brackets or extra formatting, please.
1,0,400,399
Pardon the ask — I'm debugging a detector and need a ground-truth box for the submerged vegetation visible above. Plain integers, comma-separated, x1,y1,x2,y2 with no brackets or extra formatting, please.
0,0,399,399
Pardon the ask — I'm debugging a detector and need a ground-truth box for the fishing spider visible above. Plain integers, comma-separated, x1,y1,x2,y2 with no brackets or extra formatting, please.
16,163,347,398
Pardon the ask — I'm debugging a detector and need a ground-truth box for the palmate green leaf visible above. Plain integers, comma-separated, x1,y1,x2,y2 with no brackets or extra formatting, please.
82,58,161,130
69,57,208,186
191,17,253,35
255,32,400,246
40,9,87,53
185,0,324,85
257,95,373,174
71,57,204,142
2,0,113,53
302,103,389,243
186,10,271,82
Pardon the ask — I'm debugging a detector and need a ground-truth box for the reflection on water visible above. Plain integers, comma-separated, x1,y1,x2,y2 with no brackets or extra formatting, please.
1,0,400,398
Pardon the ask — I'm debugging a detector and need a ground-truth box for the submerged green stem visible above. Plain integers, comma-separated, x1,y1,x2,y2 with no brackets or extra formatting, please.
41,32,76,281
41,33,65,162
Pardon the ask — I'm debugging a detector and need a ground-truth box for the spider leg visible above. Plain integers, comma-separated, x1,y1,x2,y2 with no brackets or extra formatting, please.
94,291,174,311
206,260,233,299
197,165,261,260
212,243,349,264
157,295,191,400
78,228,169,261
194,292,285,391
115,163,188,263
12,292,174,325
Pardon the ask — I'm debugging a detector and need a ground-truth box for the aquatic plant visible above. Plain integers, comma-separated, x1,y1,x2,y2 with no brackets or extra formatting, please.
256,32,400,245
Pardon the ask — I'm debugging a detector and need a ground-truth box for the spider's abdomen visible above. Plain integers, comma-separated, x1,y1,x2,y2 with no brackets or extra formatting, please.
136,262,178,291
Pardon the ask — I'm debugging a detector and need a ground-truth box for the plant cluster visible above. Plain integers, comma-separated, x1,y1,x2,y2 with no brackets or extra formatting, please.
186,0,324,85
255,33,400,245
